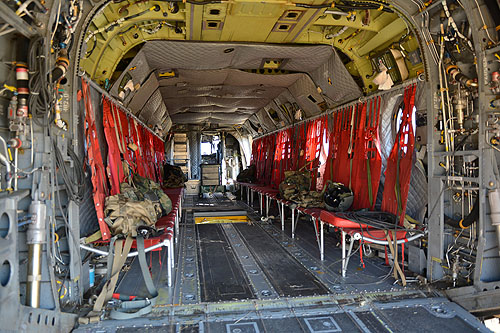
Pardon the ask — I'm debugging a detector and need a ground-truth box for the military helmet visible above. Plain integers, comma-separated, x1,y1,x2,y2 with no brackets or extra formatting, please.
323,182,354,212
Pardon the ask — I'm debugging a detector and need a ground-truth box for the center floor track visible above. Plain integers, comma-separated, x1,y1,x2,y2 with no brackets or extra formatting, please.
76,195,490,333
197,224,255,302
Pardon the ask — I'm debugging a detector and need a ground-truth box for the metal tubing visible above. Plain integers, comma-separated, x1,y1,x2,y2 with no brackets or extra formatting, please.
342,230,346,278
0,2,38,38
167,239,173,287
281,202,285,231
351,232,426,245
26,201,46,308
320,220,324,261
343,237,355,276
26,244,43,307
266,195,270,217
80,240,169,257
175,213,179,244
312,217,321,250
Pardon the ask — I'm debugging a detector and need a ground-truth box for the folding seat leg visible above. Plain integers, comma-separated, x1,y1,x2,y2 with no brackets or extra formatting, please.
175,214,179,244
265,196,270,218
167,240,172,287
342,230,346,278
320,220,324,261
170,237,175,269
311,217,321,255
291,209,296,239
341,231,355,278
281,202,285,231
259,193,263,215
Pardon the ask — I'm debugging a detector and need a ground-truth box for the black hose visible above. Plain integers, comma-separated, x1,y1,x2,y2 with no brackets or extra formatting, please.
444,199,479,229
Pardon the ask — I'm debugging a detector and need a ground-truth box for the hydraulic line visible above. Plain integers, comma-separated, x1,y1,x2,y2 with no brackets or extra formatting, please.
445,64,478,88
444,199,479,229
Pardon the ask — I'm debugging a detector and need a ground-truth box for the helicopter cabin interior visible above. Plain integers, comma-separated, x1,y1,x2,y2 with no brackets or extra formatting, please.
0,0,500,332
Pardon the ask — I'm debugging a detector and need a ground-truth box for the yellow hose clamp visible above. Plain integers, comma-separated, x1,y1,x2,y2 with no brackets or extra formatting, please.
459,219,470,229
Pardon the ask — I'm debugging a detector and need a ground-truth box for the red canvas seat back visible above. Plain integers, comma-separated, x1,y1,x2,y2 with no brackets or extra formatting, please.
332,106,354,187
82,78,167,240
102,99,126,195
381,84,417,225
271,128,293,189
81,79,111,240
304,116,327,190
351,98,383,210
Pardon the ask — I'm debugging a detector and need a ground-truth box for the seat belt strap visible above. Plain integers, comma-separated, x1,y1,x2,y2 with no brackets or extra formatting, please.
366,158,373,208
109,236,159,319
79,236,133,324
384,231,406,286
110,103,125,155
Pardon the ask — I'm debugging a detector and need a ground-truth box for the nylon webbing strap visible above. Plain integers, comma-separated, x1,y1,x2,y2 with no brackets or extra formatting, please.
384,231,406,286
348,106,356,189
366,159,373,207
349,158,353,189
110,103,125,155
79,236,133,324
109,236,158,319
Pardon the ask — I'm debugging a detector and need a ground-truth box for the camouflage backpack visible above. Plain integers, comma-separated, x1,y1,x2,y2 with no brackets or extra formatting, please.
279,170,312,202
104,193,159,237
163,163,187,188
237,165,256,183
279,170,331,208
133,173,172,216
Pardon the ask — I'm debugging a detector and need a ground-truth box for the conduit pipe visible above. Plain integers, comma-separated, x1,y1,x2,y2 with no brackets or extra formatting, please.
80,240,169,257
352,231,427,245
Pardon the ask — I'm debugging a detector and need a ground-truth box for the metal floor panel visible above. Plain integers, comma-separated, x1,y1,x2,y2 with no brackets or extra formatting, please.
196,224,255,302
234,223,330,297
76,196,490,332
75,296,488,332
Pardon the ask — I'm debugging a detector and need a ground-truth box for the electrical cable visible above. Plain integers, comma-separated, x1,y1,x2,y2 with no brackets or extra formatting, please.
28,36,55,127
52,139,86,205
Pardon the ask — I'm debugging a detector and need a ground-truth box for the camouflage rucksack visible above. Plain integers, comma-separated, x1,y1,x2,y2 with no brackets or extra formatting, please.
237,165,257,183
163,163,187,188
104,193,159,237
279,170,330,208
133,173,172,215
279,170,311,201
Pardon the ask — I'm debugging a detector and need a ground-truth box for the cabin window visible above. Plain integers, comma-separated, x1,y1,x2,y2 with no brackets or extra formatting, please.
394,104,417,154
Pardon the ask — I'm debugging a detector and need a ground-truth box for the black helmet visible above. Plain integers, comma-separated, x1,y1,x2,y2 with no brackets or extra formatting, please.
324,182,354,212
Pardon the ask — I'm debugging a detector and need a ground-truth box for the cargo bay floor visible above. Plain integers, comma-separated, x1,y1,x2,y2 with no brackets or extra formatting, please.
76,194,489,332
